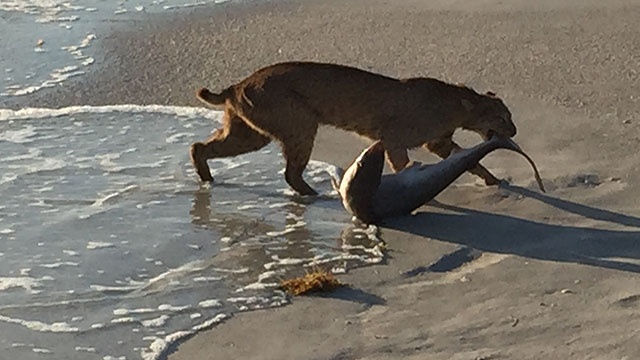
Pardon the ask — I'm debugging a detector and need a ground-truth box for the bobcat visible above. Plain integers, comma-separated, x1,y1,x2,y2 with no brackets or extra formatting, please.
191,61,516,195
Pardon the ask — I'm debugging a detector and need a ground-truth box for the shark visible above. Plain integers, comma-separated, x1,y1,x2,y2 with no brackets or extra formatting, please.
332,136,545,224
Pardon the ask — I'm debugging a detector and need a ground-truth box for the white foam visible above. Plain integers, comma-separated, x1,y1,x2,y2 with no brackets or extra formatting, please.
239,281,279,291
0,125,37,143
165,132,193,143
257,270,279,282
141,330,193,360
137,260,209,294
86,241,115,250
36,15,79,23
32,348,52,353
192,276,223,282
345,243,386,258
111,317,136,324
211,267,249,274
113,308,155,316
0,174,18,185
91,185,139,207
61,34,96,54
290,220,307,228
0,105,222,123
1,157,66,185
90,284,139,292
191,313,228,331
163,1,227,11
2,33,96,96
0,1,67,16
141,315,170,328
263,257,309,270
97,153,121,170
157,304,190,312
143,313,225,360
0,277,41,293
238,204,263,210
39,261,79,268
266,228,297,237
310,253,383,266
0,315,78,333
0,100,384,360
5,66,85,96
227,297,261,304
198,299,222,308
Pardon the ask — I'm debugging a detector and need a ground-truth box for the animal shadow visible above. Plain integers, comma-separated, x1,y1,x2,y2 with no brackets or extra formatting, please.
383,186,640,273
502,183,640,228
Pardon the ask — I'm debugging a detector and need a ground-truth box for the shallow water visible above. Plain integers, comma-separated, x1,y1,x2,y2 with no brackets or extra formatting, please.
0,105,384,359
0,0,233,100
1,3,385,358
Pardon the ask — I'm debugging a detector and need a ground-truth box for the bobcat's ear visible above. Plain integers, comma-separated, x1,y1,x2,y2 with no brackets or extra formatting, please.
461,99,474,112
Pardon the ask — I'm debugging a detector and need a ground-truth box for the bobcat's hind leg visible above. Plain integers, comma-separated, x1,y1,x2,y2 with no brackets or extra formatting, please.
384,145,410,173
190,115,271,182
279,127,319,196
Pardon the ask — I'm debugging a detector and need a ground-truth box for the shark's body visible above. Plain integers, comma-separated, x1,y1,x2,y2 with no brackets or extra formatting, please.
336,137,544,224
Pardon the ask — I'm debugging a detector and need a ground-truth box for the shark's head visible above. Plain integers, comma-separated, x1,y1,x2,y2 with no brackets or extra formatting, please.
336,141,385,223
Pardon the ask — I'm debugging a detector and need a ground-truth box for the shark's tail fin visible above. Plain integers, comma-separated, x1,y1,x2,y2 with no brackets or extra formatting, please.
494,137,545,192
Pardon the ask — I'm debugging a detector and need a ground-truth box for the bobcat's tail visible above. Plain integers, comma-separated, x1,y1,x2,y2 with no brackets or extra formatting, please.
196,87,232,109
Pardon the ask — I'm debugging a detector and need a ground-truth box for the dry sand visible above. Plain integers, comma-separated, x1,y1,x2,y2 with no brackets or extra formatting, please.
11,0,640,358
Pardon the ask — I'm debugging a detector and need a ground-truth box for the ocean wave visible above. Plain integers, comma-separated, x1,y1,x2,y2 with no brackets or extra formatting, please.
0,104,223,123
0,103,383,360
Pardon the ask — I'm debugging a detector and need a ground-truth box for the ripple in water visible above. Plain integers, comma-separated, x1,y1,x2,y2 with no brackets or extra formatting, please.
0,0,232,101
0,105,384,360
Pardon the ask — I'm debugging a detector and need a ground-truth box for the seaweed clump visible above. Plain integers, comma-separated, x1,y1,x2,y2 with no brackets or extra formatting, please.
280,267,344,296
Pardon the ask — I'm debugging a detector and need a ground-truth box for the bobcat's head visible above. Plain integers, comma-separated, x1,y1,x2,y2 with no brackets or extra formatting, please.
462,91,517,140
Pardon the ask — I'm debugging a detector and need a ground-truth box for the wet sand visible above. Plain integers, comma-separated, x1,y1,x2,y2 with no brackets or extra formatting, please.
10,0,640,359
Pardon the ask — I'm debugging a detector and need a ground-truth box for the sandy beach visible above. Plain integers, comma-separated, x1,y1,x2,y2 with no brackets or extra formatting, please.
9,0,640,359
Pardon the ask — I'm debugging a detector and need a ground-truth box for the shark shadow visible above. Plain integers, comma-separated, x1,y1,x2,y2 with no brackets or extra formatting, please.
500,183,640,229
383,201,640,273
